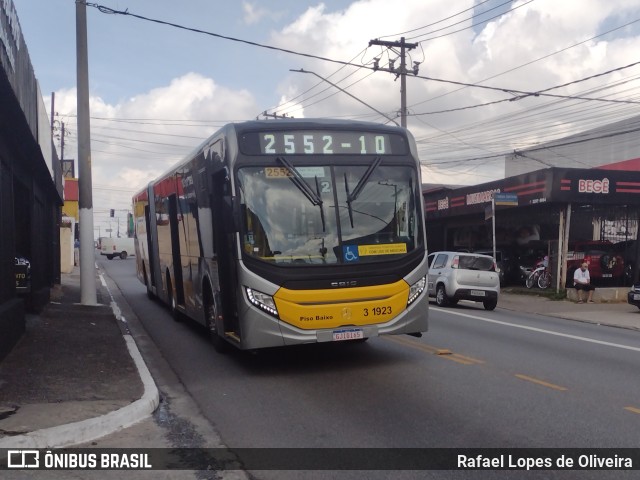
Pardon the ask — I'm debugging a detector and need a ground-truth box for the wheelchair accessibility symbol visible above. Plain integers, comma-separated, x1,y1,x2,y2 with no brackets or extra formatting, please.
343,245,359,262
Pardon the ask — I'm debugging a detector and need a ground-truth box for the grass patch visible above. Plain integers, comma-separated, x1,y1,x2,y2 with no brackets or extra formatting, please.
503,286,567,300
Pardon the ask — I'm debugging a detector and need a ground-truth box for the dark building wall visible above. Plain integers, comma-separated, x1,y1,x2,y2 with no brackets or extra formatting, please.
0,154,16,305
0,0,62,360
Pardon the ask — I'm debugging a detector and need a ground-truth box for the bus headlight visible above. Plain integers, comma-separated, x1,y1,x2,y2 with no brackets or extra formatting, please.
407,276,426,306
246,287,279,317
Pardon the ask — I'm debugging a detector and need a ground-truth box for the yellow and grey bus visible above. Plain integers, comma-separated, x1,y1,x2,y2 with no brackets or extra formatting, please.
133,119,428,351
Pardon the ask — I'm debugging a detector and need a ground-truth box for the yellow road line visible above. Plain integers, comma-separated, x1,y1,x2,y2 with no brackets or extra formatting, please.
451,353,485,365
384,336,484,365
515,374,568,391
624,406,640,415
444,355,478,365
384,335,440,354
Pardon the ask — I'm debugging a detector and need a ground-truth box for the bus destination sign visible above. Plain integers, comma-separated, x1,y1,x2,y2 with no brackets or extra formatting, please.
243,131,406,156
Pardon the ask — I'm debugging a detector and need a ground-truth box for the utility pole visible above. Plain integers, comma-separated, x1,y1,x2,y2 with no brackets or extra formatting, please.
51,92,61,284
50,92,55,139
368,37,419,128
76,0,97,305
60,121,65,160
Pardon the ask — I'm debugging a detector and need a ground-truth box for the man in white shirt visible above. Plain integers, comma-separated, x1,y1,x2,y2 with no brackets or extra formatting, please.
573,262,595,303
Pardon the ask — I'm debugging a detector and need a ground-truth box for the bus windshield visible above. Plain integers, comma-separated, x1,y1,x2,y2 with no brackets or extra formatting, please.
237,163,421,265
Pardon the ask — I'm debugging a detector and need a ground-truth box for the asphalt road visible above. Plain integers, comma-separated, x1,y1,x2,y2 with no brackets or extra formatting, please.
98,256,640,480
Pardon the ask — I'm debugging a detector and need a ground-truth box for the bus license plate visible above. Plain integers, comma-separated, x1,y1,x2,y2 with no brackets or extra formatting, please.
602,274,612,278
333,329,364,341
470,290,486,297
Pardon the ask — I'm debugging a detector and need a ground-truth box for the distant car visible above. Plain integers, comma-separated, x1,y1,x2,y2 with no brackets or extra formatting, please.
565,240,624,286
474,248,519,286
613,240,637,284
100,237,135,260
627,284,640,309
427,251,500,310
14,255,31,294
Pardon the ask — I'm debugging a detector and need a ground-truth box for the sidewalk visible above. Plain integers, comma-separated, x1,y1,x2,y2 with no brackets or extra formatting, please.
1,272,639,450
0,266,158,448
499,290,640,331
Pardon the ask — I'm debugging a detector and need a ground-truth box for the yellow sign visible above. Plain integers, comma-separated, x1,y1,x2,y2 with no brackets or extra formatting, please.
265,167,292,178
358,243,407,256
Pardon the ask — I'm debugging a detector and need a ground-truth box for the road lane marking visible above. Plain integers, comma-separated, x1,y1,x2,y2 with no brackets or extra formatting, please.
515,374,568,391
384,336,484,365
624,406,640,415
431,307,640,353
451,353,485,365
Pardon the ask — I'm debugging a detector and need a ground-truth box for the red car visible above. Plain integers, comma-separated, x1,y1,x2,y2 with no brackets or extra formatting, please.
565,241,624,285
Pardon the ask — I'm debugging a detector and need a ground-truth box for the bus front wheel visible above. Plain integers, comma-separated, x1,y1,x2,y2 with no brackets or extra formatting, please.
205,288,230,353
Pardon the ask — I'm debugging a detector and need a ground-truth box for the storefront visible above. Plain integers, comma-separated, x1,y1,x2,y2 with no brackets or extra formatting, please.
424,167,640,289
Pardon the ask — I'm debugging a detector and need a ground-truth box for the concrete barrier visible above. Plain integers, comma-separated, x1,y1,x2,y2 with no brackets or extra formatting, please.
565,287,629,303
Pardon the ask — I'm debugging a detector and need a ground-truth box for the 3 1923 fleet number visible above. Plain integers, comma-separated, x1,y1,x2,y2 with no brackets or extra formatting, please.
363,306,392,316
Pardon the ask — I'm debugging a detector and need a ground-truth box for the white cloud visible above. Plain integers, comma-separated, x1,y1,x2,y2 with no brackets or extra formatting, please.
242,1,286,25
263,0,640,185
52,73,260,227
242,2,268,25
47,0,640,221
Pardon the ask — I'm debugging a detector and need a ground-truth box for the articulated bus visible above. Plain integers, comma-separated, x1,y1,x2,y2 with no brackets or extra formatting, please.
133,119,428,351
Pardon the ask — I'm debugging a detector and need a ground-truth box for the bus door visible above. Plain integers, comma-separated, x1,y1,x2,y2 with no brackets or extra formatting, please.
146,184,162,297
168,194,185,306
144,204,156,289
211,170,238,333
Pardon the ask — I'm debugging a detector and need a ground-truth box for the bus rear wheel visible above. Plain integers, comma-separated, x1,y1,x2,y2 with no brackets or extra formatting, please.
166,274,182,322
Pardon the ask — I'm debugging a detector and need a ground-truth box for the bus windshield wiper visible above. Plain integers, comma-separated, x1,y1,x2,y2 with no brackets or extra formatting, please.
276,157,326,232
344,157,382,228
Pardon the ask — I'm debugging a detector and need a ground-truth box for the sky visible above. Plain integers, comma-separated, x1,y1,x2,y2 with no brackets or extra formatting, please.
11,0,640,236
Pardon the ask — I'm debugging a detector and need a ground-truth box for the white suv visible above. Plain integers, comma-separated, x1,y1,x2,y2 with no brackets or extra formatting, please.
427,251,500,310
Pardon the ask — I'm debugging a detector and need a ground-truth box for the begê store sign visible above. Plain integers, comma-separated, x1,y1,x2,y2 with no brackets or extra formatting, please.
425,167,640,219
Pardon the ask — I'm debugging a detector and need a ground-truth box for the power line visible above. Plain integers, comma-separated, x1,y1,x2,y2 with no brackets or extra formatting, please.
416,73,640,148
64,113,234,127
410,0,536,43
268,47,372,115
90,124,205,140
411,60,640,109
378,0,495,39
77,0,640,179
421,117,640,169
85,2,640,109
85,2,358,69
408,16,640,111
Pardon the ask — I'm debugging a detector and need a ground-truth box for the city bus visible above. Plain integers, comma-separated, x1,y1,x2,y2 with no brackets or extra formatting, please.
132,119,428,351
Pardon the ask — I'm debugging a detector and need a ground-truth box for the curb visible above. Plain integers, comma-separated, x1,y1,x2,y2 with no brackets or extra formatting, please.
498,301,640,332
0,334,159,449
